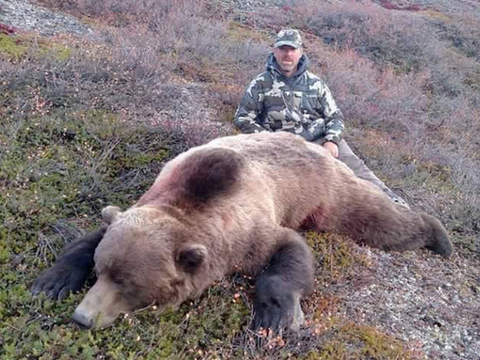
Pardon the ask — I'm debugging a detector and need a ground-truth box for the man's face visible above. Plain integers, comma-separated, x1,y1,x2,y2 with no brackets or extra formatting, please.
273,45,303,75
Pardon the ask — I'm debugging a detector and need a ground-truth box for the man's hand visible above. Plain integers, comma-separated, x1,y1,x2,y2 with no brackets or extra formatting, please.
323,141,339,158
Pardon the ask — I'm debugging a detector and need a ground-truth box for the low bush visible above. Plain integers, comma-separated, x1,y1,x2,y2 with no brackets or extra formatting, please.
1,0,479,358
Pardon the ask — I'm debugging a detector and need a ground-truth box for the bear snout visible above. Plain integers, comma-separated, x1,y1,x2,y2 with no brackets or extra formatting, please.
72,309,94,328
73,276,130,328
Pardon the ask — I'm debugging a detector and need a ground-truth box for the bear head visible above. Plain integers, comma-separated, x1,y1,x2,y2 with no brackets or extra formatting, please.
72,205,208,328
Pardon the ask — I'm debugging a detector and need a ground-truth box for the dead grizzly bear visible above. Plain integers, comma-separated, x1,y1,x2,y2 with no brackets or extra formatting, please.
31,132,453,330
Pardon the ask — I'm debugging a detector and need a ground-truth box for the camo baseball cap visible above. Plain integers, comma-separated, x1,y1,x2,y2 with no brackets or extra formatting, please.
274,29,303,48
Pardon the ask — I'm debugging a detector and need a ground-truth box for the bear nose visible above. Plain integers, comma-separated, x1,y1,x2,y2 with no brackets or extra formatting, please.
72,310,93,328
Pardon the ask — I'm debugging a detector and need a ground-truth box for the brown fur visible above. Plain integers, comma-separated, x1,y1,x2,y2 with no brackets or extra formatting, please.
136,148,244,209
68,132,452,328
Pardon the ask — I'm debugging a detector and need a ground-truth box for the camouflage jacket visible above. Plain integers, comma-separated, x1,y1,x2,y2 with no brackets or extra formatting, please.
234,53,345,145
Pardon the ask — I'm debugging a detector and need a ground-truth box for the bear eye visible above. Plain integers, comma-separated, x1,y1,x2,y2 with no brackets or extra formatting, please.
111,277,126,286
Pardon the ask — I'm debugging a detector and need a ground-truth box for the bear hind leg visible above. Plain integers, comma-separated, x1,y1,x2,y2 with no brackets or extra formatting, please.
421,213,453,258
253,229,314,332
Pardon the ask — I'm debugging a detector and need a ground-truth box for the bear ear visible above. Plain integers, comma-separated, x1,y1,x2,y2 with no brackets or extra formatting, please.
176,244,208,274
102,206,122,224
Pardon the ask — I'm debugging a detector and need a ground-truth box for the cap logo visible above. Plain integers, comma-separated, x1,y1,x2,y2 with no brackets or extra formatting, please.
274,29,302,48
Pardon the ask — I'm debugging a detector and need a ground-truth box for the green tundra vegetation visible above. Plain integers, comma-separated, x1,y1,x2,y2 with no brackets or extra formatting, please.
1,0,479,358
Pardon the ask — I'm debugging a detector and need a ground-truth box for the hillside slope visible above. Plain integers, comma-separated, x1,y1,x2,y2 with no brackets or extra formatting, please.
1,0,479,359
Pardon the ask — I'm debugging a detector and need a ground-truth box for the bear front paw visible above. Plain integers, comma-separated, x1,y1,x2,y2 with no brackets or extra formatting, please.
31,263,90,300
253,276,305,332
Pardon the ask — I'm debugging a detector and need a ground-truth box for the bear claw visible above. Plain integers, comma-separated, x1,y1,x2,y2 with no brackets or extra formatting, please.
253,276,305,333
31,264,89,300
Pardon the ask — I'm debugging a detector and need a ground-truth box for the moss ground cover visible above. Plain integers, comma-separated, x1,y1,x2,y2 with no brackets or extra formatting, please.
2,0,480,358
